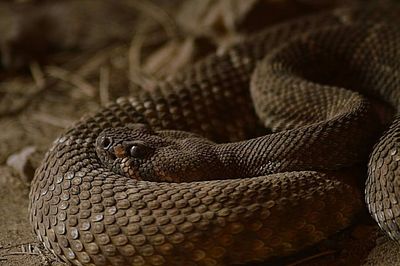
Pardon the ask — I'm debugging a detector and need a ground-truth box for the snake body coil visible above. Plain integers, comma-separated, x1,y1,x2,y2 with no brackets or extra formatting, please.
29,4,400,266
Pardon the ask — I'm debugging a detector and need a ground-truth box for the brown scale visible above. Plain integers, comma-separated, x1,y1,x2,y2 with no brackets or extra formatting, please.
29,3,400,266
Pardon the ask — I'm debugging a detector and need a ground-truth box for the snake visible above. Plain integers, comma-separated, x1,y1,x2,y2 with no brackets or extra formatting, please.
28,3,400,266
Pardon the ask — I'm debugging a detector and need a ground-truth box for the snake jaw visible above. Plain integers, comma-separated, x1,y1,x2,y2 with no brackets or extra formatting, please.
126,164,142,180
118,157,143,180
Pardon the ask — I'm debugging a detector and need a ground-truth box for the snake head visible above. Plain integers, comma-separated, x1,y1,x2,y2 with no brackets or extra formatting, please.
95,123,224,182
96,123,160,180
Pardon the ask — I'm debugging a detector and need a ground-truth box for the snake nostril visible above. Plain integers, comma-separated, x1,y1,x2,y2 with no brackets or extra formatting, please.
100,136,113,150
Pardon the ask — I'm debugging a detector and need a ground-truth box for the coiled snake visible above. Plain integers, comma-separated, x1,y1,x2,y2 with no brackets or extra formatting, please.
29,3,400,266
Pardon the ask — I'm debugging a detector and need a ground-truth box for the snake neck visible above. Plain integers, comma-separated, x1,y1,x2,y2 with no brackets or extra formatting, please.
214,135,290,178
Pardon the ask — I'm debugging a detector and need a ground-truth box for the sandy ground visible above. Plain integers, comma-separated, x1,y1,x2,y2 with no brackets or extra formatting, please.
1,0,398,265
364,237,400,266
0,167,64,266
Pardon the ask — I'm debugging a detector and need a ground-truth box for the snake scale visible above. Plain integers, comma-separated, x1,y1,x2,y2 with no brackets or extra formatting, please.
29,3,400,266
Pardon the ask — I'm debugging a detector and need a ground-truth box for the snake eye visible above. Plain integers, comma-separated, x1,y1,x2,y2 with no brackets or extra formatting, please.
100,136,113,150
127,141,153,159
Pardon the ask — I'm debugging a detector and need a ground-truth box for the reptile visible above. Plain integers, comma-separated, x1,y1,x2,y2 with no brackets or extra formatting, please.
29,3,400,266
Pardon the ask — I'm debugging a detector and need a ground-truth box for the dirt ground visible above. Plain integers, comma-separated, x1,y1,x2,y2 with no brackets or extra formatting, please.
0,0,398,265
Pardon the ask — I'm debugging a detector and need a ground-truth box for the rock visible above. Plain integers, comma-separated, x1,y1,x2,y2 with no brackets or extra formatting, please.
6,146,36,182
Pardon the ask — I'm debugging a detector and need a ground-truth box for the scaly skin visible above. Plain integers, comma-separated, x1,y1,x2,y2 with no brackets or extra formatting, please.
29,3,400,266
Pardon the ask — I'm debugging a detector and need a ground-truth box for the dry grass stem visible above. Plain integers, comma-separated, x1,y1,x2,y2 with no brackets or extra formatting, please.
46,66,97,97
129,34,145,81
77,45,121,77
128,0,178,39
29,62,46,90
99,66,110,106
287,250,337,266
31,113,73,128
